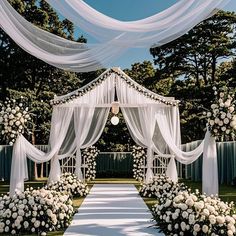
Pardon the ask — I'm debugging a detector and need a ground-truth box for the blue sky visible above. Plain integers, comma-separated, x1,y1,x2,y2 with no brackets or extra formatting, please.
77,0,236,69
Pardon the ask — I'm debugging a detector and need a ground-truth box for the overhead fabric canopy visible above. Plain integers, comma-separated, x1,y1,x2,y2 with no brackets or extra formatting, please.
10,68,217,197
0,0,230,72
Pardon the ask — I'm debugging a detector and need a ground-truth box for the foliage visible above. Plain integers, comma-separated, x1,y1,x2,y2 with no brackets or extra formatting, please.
150,11,236,87
132,146,146,181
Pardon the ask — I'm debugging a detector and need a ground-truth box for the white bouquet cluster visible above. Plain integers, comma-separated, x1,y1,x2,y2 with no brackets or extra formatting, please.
205,87,236,141
45,172,89,197
132,146,146,181
0,188,74,235
139,174,188,199
82,146,99,181
0,97,31,145
152,189,236,236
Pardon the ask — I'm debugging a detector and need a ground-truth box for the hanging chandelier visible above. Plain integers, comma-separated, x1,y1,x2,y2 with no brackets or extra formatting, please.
111,102,119,125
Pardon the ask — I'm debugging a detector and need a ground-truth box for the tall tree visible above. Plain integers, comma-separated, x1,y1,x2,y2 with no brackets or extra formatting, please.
0,0,87,145
150,11,236,88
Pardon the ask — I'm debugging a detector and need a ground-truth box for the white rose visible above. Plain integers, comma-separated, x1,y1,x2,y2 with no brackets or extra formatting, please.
225,100,231,107
193,224,200,232
211,104,218,109
207,112,212,117
229,106,234,113
220,92,224,98
209,120,214,126
221,126,226,132
216,216,225,224
202,225,209,233
224,118,229,125
12,109,16,114
214,118,220,124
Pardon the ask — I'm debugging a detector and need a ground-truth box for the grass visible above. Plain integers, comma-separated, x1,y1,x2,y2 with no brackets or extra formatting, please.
183,179,236,202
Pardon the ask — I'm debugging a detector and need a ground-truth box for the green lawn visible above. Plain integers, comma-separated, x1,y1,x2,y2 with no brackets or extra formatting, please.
182,179,236,202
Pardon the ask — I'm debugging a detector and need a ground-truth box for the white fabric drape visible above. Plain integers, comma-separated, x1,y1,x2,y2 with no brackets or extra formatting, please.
9,75,115,196
0,0,230,72
155,110,218,195
10,107,74,195
202,131,218,195
116,75,175,183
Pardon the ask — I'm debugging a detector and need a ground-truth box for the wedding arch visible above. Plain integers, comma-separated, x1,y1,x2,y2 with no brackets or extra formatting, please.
10,68,217,196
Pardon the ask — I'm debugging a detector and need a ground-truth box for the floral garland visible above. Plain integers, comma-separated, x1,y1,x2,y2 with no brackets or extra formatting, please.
82,146,99,181
132,146,146,182
44,172,89,197
0,188,74,235
205,86,236,141
51,68,179,107
0,97,31,145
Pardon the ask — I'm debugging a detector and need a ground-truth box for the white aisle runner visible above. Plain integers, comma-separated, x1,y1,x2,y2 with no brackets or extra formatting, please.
64,184,164,236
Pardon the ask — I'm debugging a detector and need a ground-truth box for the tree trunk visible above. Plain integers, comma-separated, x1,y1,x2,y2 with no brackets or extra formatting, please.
211,56,217,83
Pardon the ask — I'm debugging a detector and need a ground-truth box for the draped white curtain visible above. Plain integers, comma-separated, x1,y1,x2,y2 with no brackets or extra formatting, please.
116,75,178,183
9,69,218,196
155,110,218,195
0,0,230,72
10,107,74,195
10,75,115,196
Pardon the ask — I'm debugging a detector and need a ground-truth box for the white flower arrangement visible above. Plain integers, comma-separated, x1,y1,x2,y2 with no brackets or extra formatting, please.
82,146,99,181
0,188,74,235
152,189,236,236
45,172,89,197
0,97,32,145
132,146,146,181
205,86,236,141
139,174,188,199
142,175,236,236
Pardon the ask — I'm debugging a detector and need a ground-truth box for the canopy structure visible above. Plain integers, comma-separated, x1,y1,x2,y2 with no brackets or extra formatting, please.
10,68,217,196
0,0,230,72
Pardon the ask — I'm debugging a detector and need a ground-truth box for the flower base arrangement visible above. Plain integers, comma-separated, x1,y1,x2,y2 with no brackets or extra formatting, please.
141,175,236,236
0,188,74,235
82,146,99,181
132,146,146,181
206,86,236,141
139,174,188,199
0,97,32,145
45,172,89,197
153,190,236,236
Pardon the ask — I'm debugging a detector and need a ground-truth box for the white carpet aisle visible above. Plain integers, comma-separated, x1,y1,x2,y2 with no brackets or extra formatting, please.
64,184,164,236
